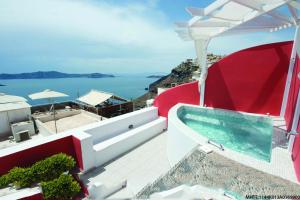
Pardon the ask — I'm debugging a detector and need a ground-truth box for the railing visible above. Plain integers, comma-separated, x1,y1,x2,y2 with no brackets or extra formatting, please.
31,101,134,118
208,139,224,151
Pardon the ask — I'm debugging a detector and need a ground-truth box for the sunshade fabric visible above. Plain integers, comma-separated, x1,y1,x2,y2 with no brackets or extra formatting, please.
77,90,113,106
28,89,68,100
0,102,31,112
0,93,27,104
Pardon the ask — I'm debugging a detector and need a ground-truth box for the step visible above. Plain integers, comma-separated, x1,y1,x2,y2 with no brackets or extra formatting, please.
93,117,166,166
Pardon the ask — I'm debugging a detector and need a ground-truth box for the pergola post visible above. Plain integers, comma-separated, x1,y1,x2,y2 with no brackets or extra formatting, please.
292,87,300,133
288,79,300,152
194,39,210,106
280,25,300,117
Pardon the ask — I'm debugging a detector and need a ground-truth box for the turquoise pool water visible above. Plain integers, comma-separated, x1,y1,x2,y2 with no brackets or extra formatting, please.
178,106,273,162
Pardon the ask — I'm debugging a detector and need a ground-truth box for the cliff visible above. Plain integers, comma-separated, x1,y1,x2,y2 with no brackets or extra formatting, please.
133,54,223,108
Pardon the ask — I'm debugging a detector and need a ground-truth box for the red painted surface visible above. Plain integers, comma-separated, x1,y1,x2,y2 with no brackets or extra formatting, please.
287,55,300,182
72,135,84,171
154,41,292,117
0,135,88,199
0,136,77,175
153,81,200,117
284,55,300,131
205,41,292,115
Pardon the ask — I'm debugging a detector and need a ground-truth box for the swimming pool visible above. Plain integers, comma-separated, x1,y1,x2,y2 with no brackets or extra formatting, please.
178,106,273,162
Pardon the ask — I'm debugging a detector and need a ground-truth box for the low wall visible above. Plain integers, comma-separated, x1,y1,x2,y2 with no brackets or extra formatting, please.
0,133,83,175
167,110,198,166
35,119,54,136
85,107,158,145
153,82,200,117
31,101,79,114
0,133,88,199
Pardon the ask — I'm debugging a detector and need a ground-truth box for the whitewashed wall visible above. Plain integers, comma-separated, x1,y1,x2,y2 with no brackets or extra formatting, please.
0,108,31,138
85,107,159,145
167,104,198,166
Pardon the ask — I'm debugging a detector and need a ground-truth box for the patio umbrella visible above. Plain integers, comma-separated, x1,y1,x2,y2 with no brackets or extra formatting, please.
29,89,68,133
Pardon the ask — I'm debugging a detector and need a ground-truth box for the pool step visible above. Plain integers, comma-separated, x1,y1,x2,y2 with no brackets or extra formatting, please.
198,145,213,154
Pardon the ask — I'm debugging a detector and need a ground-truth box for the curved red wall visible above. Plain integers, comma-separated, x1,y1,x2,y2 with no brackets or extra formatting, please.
154,41,292,118
153,81,200,117
285,55,300,131
205,41,292,115
287,55,300,182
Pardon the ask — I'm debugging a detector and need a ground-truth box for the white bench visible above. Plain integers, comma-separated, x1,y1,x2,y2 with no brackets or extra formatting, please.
93,117,166,167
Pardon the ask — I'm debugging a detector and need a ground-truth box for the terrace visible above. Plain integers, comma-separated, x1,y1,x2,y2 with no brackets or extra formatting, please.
1,0,300,199
33,108,103,135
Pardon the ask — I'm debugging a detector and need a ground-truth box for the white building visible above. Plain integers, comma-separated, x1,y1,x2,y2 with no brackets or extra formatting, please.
0,93,31,138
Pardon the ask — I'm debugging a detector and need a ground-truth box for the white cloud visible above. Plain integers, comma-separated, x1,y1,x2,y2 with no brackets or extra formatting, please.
0,0,194,73
0,0,191,53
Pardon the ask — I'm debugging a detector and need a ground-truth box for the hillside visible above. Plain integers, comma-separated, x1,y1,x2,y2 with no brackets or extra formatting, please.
133,54,223,108
0,71,114,79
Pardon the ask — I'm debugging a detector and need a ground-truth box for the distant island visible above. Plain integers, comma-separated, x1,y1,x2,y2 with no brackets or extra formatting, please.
147,75,165,78
0,71,115,79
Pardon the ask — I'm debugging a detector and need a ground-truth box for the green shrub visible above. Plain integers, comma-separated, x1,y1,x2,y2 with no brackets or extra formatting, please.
41,174,81,200
9,167,35,188
31,153,76,182
3,167,36,188
0,175,9,189
0,153,76,189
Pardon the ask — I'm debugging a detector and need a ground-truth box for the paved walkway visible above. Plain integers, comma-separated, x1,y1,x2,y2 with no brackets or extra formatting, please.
137,150,300,199
80,132,171,199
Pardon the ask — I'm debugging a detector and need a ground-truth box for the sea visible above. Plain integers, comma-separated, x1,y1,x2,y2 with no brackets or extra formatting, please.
0,76,157,105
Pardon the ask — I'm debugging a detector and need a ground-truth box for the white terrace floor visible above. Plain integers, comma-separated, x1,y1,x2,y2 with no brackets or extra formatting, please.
43,112,102,133
80,132,171,199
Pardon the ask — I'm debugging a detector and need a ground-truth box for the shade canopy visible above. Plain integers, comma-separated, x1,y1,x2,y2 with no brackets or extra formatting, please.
0,93,30,112
0,102,31,112
176,0,300,41
0,93,27,104
77,90,126,107
28,89,68,100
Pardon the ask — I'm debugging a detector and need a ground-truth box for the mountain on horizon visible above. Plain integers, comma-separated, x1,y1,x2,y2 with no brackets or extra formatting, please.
0,71,115,79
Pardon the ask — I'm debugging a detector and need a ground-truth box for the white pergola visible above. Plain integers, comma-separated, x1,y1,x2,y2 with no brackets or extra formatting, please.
176,0,300,149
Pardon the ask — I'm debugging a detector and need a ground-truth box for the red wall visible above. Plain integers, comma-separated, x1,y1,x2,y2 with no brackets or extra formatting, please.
288,55,300,182
205,41,292,115
154,41,292,118
0,135,82,175
72,136,84,171
0,135,87,199
153,81,200,117
285,55,300,131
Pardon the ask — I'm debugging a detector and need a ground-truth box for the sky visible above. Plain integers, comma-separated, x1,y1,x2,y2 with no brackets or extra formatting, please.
0,0,296,74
